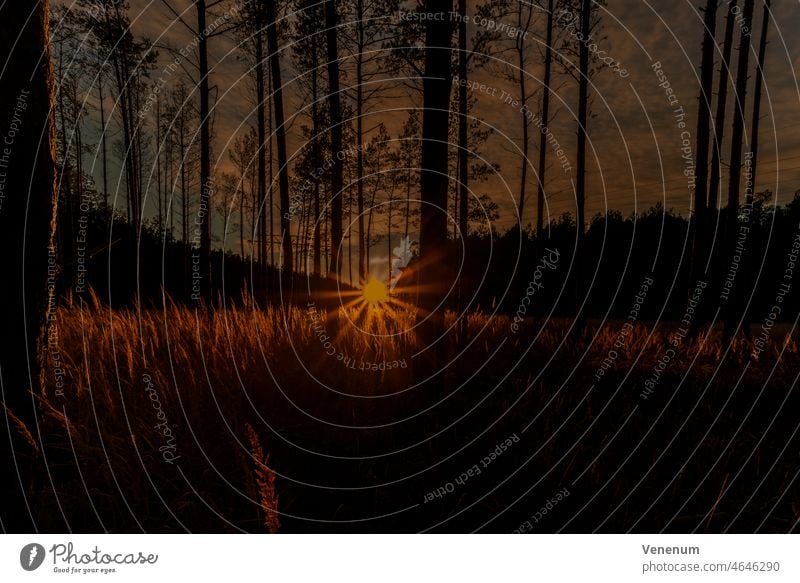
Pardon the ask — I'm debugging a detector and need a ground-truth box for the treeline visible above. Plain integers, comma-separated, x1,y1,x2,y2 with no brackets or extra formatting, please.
432,190,800,325
60,190,800,327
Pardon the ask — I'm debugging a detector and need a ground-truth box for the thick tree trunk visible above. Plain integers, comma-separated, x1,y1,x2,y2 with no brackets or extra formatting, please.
418,0,453,337
0,0,59,529
265,0,293,278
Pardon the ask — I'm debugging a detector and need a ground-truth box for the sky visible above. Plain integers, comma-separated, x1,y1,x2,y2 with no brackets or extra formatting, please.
58,0,800,267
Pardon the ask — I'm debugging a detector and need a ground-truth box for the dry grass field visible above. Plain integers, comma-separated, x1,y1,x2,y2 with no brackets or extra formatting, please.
19,292,800,532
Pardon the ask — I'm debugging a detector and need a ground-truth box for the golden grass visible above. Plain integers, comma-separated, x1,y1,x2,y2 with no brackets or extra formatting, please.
21,292,799,531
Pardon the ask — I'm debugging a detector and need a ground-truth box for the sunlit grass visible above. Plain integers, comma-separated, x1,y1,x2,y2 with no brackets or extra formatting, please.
20,291,799,531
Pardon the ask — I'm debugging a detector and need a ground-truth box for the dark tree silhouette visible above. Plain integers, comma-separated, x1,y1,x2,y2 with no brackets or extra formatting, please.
708,0,738,214
687,0,719,334
0,0,59,529
536,0,556,241
344,0,401,282
325,0,344,280
726,0,755,233
418,0,453,337
689,0,718,291
457,0,469,335
511,0,535,222
292,0,327,277
264,0,293,277
724,0,755,335
740,0,772,332
254,3,269,275
574,0,591,317
748,0,771,195
355,0,369,282
195,0,213,301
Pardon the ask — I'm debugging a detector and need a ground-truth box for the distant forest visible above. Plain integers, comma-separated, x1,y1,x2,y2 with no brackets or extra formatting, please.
64,190,800,326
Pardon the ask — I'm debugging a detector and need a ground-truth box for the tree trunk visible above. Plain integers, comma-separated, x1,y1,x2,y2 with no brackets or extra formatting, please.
0,0,59,529
356,0,367,283
740,0,771,334
457,0,469,336
536,0,555,241
724,0,755,337
688,0,718,329
516,1,533,222
256,7,268,278
56,44,75,289
240,167,245,258
708,0,737,214
268,65,274,271
748,0,771,196
180,128,188,245
726,0,755,233
348,185,354,284
265,0,293,278
311,27,322,278
418,0,453,337
99,75,109,209
575,0,591,317
167,132,174,238
113,2,140,231
196,0,213,302
325,0,344,280
156,98,163,233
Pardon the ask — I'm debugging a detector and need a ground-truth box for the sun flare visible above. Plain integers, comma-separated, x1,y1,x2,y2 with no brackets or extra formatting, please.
361,277,388,305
